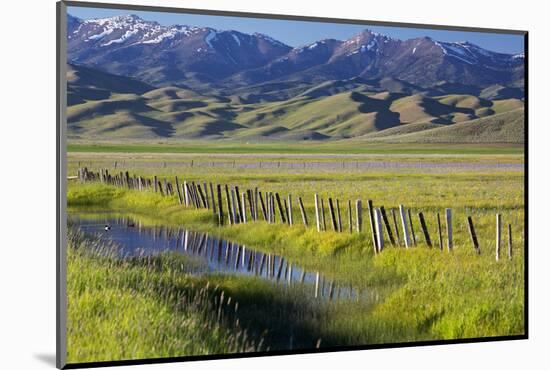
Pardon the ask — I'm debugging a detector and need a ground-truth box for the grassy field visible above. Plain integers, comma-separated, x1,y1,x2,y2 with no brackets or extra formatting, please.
67,141,524,155
66,146,525,360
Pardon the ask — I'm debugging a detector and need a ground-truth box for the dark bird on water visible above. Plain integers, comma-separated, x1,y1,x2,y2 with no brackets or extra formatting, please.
104,225,111,231
127,221,135,227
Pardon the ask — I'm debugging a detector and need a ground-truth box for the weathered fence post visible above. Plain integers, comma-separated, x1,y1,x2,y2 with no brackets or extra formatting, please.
225,185,233,225
154,176,158,193
241,192,247,223
321,198,326,231
508,224,512,259
254,188,259,221
235,186,243,222
356,200,363,233
231,188,239,224
258,191,267,221
175,177,183,205
247,189,255,222
368,200,378,252
375,208,384,253
467,216,480,254
445,209,453,251
183,181,189,206
197,184,207,208
275,193,286,223
380,206,396,246
407,209,417,246
210,183,216,215
336,199,342,232
288,194,293,226
328,198,338,232
203,182,210,209
348,200,353,233
418,212,432,248
399,205,411,248
314,194,321,232
217,184,224,225
298,197,308,226
436,213,443,250
496,213,501,261
391,209,400,245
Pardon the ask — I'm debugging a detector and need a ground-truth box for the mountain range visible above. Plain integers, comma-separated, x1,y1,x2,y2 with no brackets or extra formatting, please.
66,14,525,142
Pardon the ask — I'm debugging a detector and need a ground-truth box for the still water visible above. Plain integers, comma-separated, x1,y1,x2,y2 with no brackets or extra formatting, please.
70,212,367,302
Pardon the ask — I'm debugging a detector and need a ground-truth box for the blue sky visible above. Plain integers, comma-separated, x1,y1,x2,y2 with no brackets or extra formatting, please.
68,6,524,54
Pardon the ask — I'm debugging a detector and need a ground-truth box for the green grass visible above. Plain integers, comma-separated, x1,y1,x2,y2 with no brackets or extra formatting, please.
66,149,525,361
67,175,525,350
67,230,261,364
67,141,524,155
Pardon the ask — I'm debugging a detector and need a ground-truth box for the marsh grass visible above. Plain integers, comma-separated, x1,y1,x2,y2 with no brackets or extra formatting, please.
67,229,264,363
67,176,525,356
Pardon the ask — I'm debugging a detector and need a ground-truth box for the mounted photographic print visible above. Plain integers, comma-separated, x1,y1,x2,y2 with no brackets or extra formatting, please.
56,1,527,368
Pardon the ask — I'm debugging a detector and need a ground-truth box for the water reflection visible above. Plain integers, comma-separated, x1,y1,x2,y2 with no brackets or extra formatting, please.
70,213,367,302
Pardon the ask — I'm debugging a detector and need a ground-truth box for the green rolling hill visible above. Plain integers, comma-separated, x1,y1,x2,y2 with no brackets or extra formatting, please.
67,64,525,142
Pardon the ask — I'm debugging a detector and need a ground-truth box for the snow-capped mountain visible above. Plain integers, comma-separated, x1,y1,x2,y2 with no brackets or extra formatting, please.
67,14,524,91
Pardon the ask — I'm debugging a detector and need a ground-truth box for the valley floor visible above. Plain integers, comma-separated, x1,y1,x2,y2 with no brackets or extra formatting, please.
65,144,526,363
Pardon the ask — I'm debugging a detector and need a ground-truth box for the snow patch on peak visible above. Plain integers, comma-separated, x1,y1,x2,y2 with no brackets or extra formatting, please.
204,29,218,48
513,52,524,59
87,28,113,41
231,33,241,46
102,29,139,46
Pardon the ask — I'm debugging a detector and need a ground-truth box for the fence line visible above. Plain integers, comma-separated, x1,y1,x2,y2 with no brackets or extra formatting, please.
75,166,517,259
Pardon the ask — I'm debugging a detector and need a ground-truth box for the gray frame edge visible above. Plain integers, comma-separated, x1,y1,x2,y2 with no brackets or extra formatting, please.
56,1,68,369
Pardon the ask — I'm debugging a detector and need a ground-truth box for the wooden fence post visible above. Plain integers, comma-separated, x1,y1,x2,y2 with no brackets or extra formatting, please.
247,190,255,222
298,197,308,226
183,181,189,206
375,208,384,253
203,182,210,209
225,185,233,225
321,198,327,231
380,206,396,246
399,205,411,248
336,199,343,232
267,192,272,223
496,213,501,261
445,208,453,251
230,188,239,224
356,200,363,233
328,198,338,232
392,209,401,245
154,176,158,193
437,213,443,250
348,200,353,233
235,186,243,222
210,183,217,215
275,193,286,223
418,212,432,248
467,216,480,254
368,200,378,252
175,177,183,205
258,191,267,221
197,184,207,208
408,209,417,246
288,194,293,226
254,188,259,221
241,192,247,223
314,194,321,232
217,184,224,225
